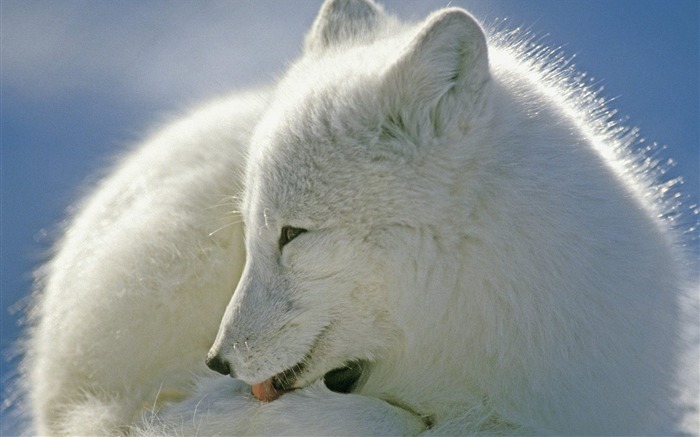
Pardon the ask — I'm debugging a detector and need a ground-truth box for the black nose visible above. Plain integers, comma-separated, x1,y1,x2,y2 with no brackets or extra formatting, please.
206,353,231,376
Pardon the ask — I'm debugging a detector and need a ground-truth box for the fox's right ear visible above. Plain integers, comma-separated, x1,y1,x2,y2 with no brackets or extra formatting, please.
377,8,490,141
304,0,384,53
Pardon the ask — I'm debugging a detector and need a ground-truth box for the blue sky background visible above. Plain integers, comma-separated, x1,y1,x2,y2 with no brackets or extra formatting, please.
1,1,698,433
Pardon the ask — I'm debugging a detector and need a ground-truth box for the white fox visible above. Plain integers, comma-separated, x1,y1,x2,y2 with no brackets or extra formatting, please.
25,0,695,435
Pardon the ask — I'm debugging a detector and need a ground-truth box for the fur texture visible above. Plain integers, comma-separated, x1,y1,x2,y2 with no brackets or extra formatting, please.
24,1,695,435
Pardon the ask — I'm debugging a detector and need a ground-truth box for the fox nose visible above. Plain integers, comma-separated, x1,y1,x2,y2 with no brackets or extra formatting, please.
206,352,231,376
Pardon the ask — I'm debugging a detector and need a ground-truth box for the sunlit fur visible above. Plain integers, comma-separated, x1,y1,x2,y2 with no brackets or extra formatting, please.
22,0,696,435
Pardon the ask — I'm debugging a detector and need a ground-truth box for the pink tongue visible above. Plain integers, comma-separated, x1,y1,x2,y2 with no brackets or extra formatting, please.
251,379,286,402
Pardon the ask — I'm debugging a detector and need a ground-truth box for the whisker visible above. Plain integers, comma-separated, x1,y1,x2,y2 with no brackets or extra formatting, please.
221,210,242,216
202,194,243,211
192,393,209,430
208,220,243,237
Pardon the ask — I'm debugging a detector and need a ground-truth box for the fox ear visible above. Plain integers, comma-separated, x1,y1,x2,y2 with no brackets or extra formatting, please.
304,0,384,53
379,8,490,139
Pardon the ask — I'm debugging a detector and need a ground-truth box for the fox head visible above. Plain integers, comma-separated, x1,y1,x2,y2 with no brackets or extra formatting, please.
207,0,490,396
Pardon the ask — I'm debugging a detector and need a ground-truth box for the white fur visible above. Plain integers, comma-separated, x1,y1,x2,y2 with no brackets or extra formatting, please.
25,89,270,435
25,1,696,435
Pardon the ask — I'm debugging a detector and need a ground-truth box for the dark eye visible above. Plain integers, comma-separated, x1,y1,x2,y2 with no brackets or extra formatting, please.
279,226,307,250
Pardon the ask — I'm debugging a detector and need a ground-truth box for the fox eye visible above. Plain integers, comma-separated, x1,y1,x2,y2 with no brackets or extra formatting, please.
279,226,307,250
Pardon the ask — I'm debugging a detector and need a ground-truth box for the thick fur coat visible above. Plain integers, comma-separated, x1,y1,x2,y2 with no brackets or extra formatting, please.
24,1,696,435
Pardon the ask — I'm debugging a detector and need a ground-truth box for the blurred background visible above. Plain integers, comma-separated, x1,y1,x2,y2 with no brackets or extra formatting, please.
2,1,697,433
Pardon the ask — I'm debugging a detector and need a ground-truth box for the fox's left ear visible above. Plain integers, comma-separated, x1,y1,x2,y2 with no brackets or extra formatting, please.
304,0,384,53
379,8,490,138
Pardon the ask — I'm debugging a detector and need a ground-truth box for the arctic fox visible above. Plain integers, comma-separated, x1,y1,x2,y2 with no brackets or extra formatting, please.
25,0,695,435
